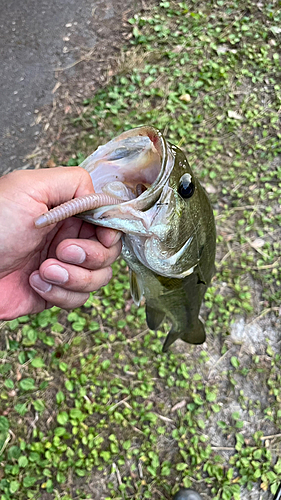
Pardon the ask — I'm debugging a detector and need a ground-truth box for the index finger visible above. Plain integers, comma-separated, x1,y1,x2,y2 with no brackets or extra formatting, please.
95,226,123,248
31,166,95,208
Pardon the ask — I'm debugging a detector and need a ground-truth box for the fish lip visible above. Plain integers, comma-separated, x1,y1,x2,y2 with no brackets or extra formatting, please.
79,126,175,235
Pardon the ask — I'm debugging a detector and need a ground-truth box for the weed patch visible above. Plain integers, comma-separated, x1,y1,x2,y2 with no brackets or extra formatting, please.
1,1,281,499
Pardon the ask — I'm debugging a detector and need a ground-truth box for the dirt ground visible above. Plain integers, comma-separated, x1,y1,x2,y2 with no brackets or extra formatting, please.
1,1,280,499
0,0,155,175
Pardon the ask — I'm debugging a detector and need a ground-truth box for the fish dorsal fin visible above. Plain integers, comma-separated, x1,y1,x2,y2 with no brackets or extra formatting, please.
129,269,143,306
146,304,165,331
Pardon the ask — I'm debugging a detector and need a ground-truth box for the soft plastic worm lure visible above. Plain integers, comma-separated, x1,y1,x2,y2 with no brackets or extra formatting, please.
34,193,120,228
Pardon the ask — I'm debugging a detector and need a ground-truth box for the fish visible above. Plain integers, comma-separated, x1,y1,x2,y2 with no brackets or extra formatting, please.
35,126,216,351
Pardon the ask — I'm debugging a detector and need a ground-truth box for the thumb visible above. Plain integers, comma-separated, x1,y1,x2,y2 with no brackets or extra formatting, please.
29,166,95,208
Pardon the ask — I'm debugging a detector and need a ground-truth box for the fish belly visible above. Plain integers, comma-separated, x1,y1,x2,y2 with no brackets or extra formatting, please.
146,277,206,352
123,239,206,351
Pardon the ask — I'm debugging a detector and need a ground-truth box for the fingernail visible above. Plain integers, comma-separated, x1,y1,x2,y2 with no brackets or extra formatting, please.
110,231,122,246
43,265,69,284
62,245,86,264
30,274,52,293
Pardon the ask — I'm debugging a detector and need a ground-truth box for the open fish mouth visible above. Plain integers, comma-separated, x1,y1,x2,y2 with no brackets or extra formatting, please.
77,126,175,236
34,125,198,278
35,126,175,236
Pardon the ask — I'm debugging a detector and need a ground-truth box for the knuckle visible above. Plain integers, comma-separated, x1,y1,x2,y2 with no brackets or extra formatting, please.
73,270,98,292
73,167,92,186
84,271,96,290
51,288,89,309
87,268,112,291
113,240,122,257
99,267,112,287
66,291,89,309
92,247,108,268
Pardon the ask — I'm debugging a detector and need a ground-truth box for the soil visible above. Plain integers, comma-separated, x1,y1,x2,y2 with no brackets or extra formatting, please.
1,2,280,499
0,0,155,175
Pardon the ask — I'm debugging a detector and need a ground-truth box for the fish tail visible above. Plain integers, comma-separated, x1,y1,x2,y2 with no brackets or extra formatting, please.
162,319,206,352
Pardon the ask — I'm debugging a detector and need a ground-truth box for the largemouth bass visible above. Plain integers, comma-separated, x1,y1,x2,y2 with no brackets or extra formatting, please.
35,126,216,351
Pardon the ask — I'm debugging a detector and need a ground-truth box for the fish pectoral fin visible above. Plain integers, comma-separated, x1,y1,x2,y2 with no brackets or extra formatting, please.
129,269,143,306
162,319,206,352
145,304,165,331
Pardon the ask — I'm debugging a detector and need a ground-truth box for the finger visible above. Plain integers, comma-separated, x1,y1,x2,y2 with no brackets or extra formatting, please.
31,166,95,207
46,218,95,260
39,259,113,292
56,237,122,270
29,272,89,310
3,167,95,215
95,226,123,248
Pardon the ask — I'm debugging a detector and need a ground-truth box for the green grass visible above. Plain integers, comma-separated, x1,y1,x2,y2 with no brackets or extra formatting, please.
1,1,281,499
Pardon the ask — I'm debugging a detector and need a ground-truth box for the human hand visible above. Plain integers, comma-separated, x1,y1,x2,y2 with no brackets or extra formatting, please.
0,167,122,320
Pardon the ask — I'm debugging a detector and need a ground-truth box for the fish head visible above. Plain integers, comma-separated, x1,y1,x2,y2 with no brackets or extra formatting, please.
127,144,215,279
78,126,215,280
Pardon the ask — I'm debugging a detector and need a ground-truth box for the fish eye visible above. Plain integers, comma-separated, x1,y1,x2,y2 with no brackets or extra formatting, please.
178,173,195,199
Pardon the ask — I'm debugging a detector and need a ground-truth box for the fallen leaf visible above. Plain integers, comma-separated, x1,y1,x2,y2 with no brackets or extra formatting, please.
250,238,265,250
172,45,184,53
46,159,56,169
260,482,268,491
228,110,243,120
216,45,229,54
179,93,191,102
271,26,281,34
